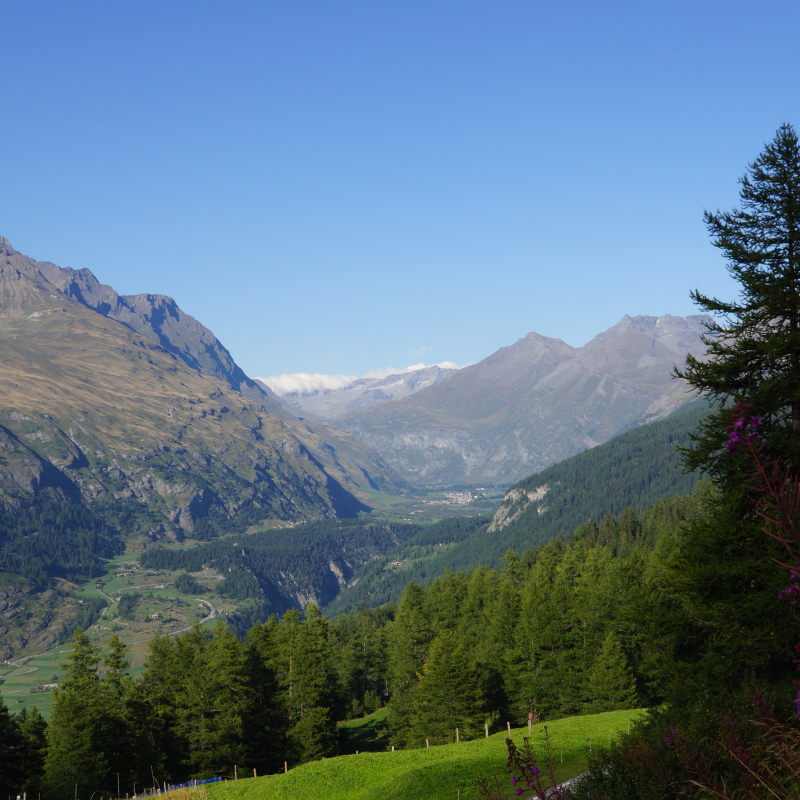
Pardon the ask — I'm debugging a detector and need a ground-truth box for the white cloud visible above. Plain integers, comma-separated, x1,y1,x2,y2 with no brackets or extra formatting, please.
258,362,461,397
257,372,358,396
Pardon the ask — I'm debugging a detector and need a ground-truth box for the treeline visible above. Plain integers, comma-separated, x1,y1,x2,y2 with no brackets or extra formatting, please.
330,491,706,745
0,488,710,797
0,610,346,797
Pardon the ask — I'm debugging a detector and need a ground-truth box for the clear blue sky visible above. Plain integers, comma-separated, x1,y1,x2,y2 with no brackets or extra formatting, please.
2,1,798,382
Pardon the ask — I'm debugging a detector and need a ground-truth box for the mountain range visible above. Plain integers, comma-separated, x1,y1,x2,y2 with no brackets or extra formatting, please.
331,314,709,484
0,236,405,552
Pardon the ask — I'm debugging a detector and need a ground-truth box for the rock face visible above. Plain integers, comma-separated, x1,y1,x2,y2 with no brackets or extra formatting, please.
264,364,459,421
337,314,709,485
0,236,406,542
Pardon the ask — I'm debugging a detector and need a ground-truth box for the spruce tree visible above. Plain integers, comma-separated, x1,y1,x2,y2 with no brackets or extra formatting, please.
140,634,186,782
387,583,434,744
585,631,637,713
288,604,344,762
410,631,485,745
679,122,800,472
0,690,23,793
19,705,48,794
44,628,108,797
666,125,800,706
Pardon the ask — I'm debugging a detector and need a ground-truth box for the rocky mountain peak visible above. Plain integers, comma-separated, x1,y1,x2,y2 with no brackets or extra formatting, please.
0,237,19,257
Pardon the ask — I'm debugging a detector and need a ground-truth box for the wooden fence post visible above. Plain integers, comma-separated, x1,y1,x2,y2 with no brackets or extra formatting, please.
507,721,511,735
253,769,257,778
528,719,532,736
391,746,395,751
234,766,237,781
284,761,287,773
485,723,488,738
426,739,429,748
456,727,459,743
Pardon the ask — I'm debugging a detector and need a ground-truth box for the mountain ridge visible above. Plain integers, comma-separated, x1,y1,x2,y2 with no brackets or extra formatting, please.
0,236,406,549
335,313,709,485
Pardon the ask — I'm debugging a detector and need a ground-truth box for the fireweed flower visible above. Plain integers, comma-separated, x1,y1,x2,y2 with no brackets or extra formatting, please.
725,402,764,455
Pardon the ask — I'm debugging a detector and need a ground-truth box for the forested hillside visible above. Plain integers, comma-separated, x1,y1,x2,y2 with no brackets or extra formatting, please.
140,518,470,620
325,403,706,615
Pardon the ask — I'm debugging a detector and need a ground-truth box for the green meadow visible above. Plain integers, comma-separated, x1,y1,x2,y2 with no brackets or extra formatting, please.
192,709,642,800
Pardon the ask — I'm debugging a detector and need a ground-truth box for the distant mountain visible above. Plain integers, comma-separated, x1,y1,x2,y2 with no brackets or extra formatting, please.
336,314,709,485
0,236,406,554
262,364,459,421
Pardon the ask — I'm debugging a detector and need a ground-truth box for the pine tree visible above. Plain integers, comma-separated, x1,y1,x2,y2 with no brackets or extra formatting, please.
0,691,23,793
242,629,287,774
288,604,344,762
140,634,187,782
667,125,800,706
99,634,141,789
44,628,109,797
410,631,485,745
679,122,800,473
585,631,637,713
18,705,48,794
387,583,434,744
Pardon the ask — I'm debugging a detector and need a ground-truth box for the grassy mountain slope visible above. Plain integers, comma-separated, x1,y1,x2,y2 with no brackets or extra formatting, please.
198,710,642,800
325,404,706,615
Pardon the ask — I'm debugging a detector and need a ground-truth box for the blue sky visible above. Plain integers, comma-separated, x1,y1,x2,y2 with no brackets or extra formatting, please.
2,1,799,385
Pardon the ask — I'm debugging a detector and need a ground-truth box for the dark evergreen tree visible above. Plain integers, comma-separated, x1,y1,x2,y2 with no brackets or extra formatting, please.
288,604,345,762
43,628,108,798
18,705,48,795
584,631,637,713
410,631,485,745
99,634,142,789
0,691,23,793
241,626,288,774
387,582,434,744
679,122,800,472
667,125,800,706
140,633,187,782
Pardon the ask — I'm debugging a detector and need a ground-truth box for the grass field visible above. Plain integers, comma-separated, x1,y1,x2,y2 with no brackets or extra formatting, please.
185,709,643,800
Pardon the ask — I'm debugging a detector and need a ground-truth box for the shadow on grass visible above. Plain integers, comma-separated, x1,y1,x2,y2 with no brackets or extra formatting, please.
342,708,391,753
